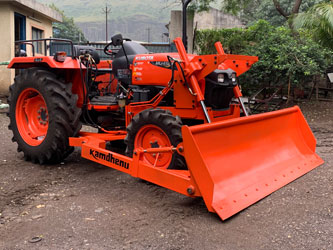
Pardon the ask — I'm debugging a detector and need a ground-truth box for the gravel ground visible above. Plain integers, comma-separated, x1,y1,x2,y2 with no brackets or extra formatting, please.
0,100,332,250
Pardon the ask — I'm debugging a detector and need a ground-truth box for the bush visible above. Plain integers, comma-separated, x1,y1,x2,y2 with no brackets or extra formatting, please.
195,20,333,95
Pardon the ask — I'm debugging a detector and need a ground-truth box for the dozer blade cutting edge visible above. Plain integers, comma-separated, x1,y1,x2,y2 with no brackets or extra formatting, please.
181,106,324,220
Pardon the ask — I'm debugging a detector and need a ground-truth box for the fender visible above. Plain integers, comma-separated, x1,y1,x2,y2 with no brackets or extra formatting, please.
8,56,88,107
7,56,83,69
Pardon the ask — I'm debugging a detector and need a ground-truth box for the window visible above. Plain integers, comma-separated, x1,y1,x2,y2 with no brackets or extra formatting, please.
32,27,44,54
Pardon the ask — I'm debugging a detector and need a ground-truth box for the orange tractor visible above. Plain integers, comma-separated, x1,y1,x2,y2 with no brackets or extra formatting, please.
7,2,323,220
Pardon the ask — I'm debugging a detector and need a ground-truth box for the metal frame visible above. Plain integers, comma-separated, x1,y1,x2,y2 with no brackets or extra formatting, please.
15,38,75,58
69,106,323,220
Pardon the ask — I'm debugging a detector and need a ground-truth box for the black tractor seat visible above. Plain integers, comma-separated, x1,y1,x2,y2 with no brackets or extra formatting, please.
74,45,100,64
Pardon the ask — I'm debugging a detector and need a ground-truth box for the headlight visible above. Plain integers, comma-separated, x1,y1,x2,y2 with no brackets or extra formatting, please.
217,74,225,83
232,73,237,82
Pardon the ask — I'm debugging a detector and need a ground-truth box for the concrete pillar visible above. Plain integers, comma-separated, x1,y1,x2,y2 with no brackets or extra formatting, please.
168,10,194,53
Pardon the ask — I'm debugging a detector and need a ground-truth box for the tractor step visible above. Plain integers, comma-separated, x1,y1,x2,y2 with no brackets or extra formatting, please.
90,95,118,105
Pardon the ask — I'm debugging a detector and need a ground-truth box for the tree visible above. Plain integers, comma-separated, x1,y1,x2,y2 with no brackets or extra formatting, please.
222,0,331,27
49,4,87,43
165,0,217,11
195,20,333,94
222,0,303,18
187,0,216,11
293,1,333,50
240,0,324,26
272,0,302,20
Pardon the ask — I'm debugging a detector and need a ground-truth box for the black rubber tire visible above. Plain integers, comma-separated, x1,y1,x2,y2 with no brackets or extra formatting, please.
7,68,82,164
124,108,187,170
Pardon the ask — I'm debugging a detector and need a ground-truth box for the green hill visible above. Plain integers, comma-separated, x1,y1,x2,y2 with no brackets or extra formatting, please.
39,0,180,42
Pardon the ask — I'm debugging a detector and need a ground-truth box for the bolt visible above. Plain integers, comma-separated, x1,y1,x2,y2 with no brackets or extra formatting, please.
37,110,41,114
152,153,156,157
37,116,41,120
187,186,195,195
178,147,184,153
134,151,137,155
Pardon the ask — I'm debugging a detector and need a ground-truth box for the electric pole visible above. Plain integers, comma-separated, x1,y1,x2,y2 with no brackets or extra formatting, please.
102,4,111,43
146,27,151,43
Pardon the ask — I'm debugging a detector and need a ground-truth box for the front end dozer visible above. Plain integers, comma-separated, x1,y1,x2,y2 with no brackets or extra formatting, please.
70,105,323,220
182,106,323,219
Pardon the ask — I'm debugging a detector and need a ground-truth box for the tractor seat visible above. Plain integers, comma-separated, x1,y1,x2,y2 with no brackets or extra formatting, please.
74,45,100,64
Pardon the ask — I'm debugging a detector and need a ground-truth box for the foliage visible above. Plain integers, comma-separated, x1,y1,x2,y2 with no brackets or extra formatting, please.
293,2,333,50
187,0,216,12
195,20,333,94
222,0,253,15
49,4,87,43
240,0,325,26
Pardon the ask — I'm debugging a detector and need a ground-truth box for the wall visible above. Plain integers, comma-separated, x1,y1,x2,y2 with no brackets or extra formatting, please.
168,10,194,53
0,3,14,95
168,8,244,54
193,8,244,30
0,3,54,95
10,4,54,56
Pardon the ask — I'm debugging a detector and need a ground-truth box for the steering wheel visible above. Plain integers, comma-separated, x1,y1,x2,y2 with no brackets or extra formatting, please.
103,37,132,56
103,42,116,56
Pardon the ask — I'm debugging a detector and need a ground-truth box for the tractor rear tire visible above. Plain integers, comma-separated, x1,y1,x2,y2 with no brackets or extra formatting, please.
124,108,187,170
7,68,82,164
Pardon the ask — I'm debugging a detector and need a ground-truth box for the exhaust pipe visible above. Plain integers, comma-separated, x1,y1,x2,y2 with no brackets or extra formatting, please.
182,0,193,51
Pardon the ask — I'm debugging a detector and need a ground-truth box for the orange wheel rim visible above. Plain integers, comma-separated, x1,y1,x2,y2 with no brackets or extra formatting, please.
16,88,49,146
134,125,172,169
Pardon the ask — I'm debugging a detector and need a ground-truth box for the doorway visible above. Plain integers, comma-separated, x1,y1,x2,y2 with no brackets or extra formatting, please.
14,12,26,55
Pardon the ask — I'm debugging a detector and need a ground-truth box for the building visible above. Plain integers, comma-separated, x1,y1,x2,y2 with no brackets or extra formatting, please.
168,7,244,53
0,0,62,95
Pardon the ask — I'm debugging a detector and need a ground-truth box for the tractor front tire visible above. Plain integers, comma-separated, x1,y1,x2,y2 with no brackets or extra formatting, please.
7,68,82,164
125,108,187,170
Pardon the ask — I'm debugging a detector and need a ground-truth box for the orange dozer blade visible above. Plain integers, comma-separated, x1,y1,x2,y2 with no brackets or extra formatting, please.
182,106,324,220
